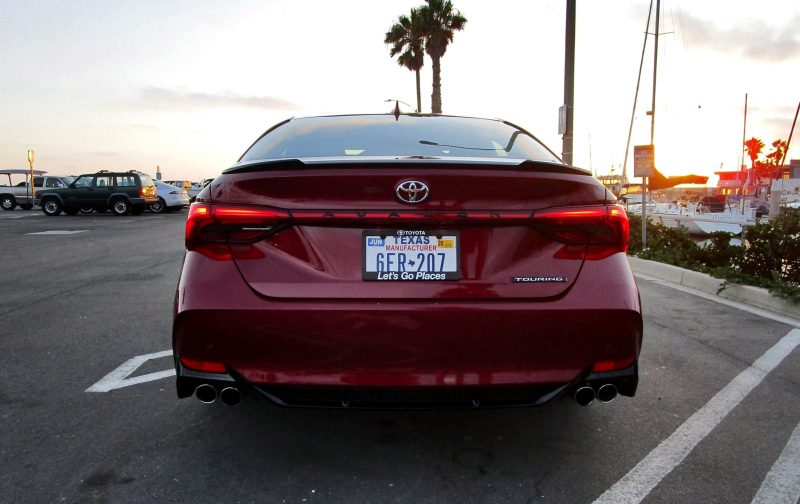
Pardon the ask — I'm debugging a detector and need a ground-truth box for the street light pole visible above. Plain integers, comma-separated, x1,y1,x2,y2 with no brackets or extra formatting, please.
562,0,576,166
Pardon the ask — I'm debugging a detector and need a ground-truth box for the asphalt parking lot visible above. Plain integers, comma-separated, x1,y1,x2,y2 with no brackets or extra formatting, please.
2,208,799,503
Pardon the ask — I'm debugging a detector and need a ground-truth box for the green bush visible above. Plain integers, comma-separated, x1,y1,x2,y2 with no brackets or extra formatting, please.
627,209,800,302
737,208,800,284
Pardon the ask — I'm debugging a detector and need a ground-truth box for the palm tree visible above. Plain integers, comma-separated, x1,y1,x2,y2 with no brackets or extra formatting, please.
385,8,425,113
418,0,467,114
766,139,788,167
744,137,765,168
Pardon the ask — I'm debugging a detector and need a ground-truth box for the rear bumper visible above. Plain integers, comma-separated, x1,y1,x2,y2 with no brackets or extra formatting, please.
175,359,638,408
173,251,642,406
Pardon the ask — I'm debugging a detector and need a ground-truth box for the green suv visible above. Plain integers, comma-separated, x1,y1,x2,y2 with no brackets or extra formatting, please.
36,170,158,216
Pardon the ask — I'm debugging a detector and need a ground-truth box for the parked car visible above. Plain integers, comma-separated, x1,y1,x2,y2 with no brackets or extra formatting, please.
0,170,75,210
172,114,642,409
163,180,203,202
36,170,157,216
149,181,190,213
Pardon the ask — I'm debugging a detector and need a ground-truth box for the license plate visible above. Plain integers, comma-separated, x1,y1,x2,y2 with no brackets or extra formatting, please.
363,230,460,281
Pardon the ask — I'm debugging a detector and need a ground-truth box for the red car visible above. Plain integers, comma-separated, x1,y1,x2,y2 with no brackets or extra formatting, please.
172,114,642,408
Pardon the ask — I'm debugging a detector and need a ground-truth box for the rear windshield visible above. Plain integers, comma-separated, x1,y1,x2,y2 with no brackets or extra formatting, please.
240,115,562,164
139,175,154,186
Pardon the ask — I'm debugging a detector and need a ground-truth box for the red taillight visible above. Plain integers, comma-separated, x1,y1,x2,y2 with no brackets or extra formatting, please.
289,210,532,223
534,204,629,260
185,203,289,254
592,356,636,372
180,357,227,374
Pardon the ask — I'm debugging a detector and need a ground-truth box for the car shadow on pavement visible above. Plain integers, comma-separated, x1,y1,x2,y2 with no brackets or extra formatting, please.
165,395,603,502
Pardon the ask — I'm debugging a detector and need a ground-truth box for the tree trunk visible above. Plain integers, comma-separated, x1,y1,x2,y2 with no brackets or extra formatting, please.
415,68,421,113
431,56,442,114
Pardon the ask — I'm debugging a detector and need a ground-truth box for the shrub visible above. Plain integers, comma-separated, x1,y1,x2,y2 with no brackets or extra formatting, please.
737,208,800,284
626,209,800,301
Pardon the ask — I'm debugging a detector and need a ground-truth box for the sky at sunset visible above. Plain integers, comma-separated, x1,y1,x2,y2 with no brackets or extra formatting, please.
1,0,798,184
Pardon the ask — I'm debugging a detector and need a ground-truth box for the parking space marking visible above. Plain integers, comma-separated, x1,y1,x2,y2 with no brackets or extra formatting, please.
593,328,800,504
25,230,89,235
3,213,41,219
752,419,800,504
86,349,174,392
635,272,800,328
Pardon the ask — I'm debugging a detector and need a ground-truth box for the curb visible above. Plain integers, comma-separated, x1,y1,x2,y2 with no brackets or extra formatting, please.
627,256,800,320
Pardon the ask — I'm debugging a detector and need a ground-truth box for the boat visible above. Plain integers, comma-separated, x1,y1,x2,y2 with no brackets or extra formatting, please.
620,184,762,235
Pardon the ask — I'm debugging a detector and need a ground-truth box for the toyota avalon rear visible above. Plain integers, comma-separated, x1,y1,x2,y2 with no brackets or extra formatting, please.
172,114,642,409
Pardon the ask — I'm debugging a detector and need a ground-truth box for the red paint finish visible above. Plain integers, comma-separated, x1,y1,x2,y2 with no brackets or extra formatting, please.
172,116,642,404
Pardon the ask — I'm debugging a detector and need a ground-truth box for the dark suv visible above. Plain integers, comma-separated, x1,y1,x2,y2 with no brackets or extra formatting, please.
36,170,158,216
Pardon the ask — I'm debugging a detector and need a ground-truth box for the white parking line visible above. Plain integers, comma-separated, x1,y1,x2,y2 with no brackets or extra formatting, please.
635,272,800,328
593,329,800,504
86,349,174,392
25,230,89,235
752,420,800,504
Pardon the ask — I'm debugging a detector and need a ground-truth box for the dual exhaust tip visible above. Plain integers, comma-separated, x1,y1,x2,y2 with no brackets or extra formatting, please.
574,383,617,406
197,382,614,408
194,384,242,406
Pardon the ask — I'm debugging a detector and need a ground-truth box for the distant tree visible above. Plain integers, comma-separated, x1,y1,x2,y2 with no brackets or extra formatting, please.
766,139,788,167
385,8,425,113
762,139,788,192
418,0,467,114
744,137,765,168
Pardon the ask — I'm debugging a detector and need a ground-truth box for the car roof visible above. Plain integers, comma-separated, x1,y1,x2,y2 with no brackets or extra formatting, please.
1,169,47,175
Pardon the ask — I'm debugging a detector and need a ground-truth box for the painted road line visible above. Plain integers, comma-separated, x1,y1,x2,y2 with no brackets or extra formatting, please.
86,349,174,392
26,230,89,235
5,213,41,219
751,419,800,504
593,328,800,504
635,272,800,328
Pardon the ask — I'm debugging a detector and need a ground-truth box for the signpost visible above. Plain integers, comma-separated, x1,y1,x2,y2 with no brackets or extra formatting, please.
634,144,655,249
27,149,35,211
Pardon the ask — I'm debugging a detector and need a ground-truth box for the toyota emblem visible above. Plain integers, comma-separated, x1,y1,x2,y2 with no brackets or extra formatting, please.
395,180,429,204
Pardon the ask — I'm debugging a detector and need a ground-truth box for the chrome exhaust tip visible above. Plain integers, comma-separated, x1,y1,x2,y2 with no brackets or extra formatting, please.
597,384,618,403
195,384,218,404
220,387,242,407
574,386,595,406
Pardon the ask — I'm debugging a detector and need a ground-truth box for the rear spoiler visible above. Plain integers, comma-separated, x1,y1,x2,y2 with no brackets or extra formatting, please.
223,157,592,176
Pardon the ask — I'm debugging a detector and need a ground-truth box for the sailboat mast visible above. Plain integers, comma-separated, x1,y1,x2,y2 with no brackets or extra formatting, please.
642,0,660,250
650,0,660,144
741,93,748,186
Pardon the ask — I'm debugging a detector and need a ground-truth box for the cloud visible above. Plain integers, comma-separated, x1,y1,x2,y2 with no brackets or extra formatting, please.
128,123,160,131
763,117,793,133
680,11,800,62
140,87,297,111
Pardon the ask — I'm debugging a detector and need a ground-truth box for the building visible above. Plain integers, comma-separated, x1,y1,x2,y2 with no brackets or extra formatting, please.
597,173,624,196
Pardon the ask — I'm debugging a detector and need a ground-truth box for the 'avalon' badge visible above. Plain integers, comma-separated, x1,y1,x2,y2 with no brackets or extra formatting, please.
396,180,429,204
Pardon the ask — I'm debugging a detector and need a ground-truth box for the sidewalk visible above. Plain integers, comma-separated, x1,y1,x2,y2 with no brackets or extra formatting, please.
628,256,800,320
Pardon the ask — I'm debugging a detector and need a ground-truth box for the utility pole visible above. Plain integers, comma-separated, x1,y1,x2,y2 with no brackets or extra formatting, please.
641,0,660,250
561,0,576,165
27,149,35,211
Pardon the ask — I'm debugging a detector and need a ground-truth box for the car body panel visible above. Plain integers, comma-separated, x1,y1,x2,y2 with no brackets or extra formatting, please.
172,114,642,408
174,250,640,387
